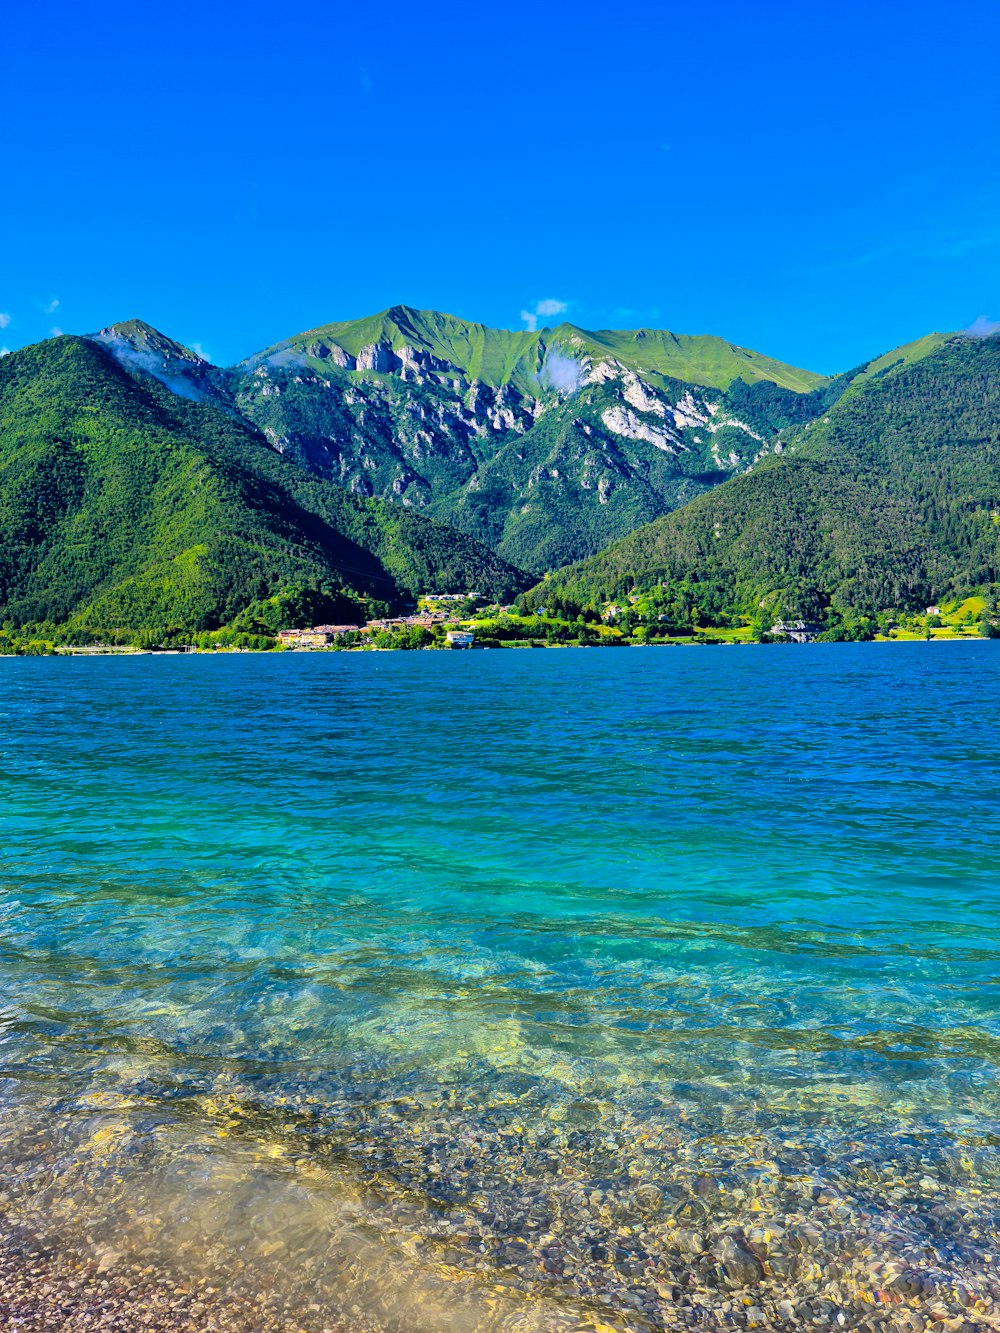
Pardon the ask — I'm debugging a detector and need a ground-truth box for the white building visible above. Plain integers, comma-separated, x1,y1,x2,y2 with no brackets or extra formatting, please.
770,620,819,643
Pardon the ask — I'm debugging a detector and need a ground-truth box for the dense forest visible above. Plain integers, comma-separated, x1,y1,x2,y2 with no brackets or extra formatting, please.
0,337,526,642
525,336,1000,622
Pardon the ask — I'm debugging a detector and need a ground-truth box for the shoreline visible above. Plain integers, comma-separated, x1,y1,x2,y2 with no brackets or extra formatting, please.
3,1094,998,1333
37,634,996,656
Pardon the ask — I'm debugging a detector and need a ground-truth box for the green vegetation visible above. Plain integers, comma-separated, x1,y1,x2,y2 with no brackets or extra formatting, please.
256,305,829,395
0,336,527,642
3,312,995,651
101,309,959,582
877,594,1000,641
232,306,840,572
526,335,1000,626
426,378,716,571
233,348,826,574
560,326,825,394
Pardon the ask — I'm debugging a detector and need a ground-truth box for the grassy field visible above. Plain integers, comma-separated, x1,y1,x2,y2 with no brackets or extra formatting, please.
468,602,994,648
876,596,989,640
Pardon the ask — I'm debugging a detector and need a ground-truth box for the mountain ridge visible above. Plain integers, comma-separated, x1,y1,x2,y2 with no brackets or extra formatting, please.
0,309,985,644
241,303,831,395
87,310,966,576
92,307,873,574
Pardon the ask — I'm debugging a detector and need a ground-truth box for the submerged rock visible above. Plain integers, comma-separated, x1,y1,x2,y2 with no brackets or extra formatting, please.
712,1234,764,1286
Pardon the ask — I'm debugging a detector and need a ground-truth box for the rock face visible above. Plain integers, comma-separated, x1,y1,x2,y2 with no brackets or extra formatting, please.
304,342,355,369
600,404,682,453
229,328,795,572
356,343,400,373
96,308,827,574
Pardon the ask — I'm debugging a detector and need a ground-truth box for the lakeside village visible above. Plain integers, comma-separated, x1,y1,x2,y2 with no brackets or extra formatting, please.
274,591,999,652
6,591,996,657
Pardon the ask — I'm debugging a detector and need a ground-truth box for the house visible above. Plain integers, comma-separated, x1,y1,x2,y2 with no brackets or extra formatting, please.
361,618,406,633
446,630,475,648
602,605,622,622
277,629,334,647
926,605,941,616
770,620,819,643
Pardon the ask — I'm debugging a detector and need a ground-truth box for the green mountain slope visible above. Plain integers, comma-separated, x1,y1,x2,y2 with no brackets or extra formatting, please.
258,305,828,394
526,334,1000,618
557,325,826,393
2,310,970,641
0,336,527,635
230,306,835,571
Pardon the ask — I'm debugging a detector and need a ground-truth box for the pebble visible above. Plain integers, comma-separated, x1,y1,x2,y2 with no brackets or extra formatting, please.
712,1234,765,1287
0,1070,998,1333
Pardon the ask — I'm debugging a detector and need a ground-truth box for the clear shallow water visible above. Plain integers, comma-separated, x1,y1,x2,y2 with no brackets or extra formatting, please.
1,644,999,1331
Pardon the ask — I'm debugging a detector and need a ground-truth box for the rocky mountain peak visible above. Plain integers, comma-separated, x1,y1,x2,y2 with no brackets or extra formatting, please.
89,321,215,403
93,320,206,366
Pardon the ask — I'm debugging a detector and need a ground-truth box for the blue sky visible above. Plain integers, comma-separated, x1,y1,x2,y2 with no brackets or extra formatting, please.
2,0,998,373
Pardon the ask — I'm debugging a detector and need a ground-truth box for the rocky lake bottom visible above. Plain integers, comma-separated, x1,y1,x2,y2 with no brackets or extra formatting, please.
0,645,998,1331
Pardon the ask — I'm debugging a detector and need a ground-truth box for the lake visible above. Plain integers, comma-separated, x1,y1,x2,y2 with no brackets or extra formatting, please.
1,644,998,1331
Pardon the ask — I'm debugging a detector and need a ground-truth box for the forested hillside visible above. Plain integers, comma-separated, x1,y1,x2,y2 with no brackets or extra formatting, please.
2,311,990,644
525,335,1000,621
85,311,965,588
0,337,526,637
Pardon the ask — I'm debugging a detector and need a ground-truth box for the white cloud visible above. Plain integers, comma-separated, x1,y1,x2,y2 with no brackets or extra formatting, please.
521,297,569,331
543,350,583,395
0,347,9,357
50,326,63,336
0,312,10,329
44,298,59,315
965,314,1000,338
190,341,211,363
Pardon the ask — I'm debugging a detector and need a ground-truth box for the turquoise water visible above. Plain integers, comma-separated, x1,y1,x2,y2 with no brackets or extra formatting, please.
1,644,999,1331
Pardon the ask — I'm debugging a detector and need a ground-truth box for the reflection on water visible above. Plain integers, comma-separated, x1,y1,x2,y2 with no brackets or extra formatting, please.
1,645,999,1329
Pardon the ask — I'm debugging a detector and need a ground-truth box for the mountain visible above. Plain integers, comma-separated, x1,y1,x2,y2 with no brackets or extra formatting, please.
249,305,826,394
0,335,526,636
524,333,1000,622
2,308,978,641
225,306,831,571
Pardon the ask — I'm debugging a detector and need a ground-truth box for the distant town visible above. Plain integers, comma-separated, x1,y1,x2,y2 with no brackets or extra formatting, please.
276,594,489,649
271,592,996,651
